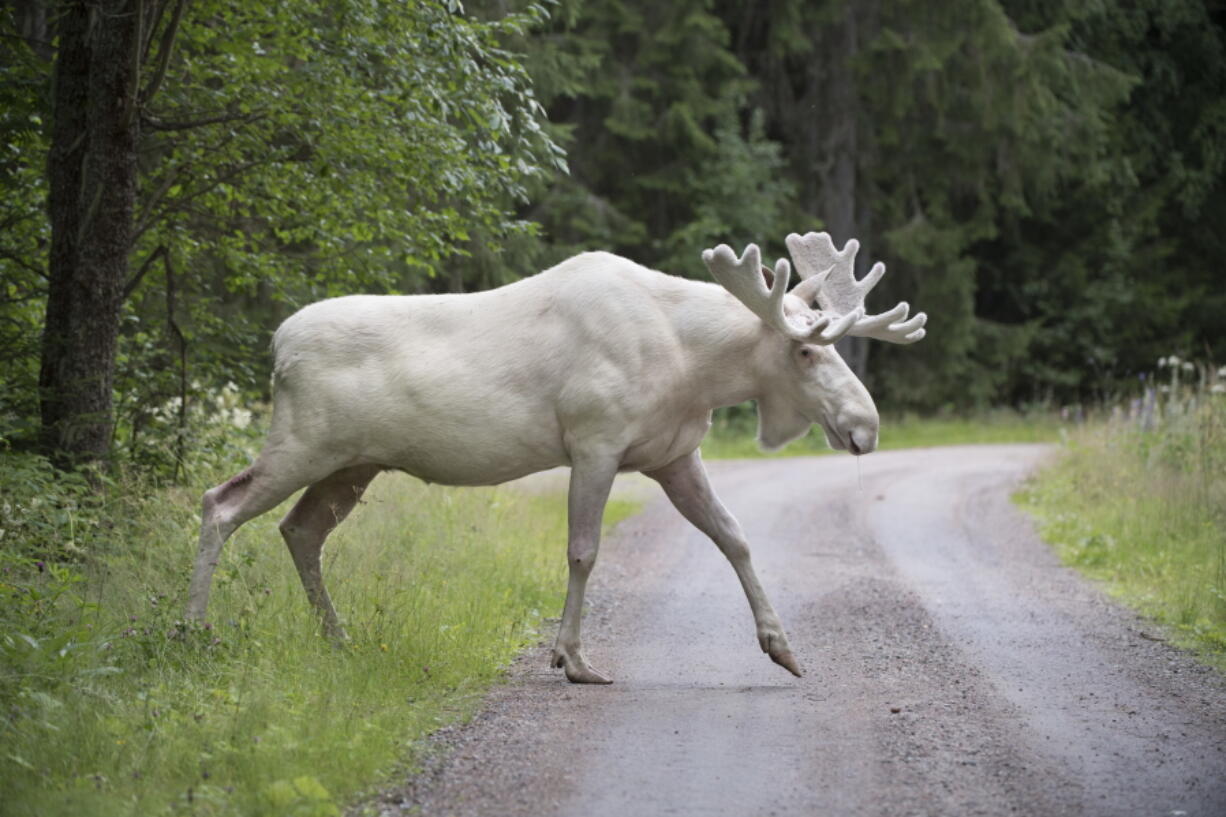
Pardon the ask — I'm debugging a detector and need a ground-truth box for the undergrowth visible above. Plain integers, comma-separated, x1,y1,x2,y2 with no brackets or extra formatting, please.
1018,366,1226,667
0,446,634,817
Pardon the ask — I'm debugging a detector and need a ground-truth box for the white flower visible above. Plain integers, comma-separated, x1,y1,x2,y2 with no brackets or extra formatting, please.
1218,365,1226,378
1167,355,1181,367
1212,383,1226,395
1182,361,1195,372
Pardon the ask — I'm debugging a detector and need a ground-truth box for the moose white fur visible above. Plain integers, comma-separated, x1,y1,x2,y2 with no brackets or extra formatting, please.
186,231,926,684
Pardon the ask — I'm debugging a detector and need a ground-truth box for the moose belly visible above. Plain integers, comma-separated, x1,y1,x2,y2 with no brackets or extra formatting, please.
382,439,563,483
618,414,713,473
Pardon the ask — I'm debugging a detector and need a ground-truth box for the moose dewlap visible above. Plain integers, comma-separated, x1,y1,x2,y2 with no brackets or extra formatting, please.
186,230,926,684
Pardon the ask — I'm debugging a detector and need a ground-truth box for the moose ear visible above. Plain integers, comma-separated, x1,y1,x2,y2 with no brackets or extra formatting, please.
790,274,825,308
759,265,774,288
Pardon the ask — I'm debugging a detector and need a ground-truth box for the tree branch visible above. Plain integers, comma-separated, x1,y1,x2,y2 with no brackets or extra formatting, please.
122,243,167,300
142,0,170,63
0,289,47,305
161,246,189,481
124,0,146,128
0,247,48,279
139,0,187,107
141,109,264,132
131,165,189,242
129,158,271,245
0,30,56,53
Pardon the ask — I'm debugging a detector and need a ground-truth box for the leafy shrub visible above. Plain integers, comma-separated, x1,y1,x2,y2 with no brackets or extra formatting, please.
0,450,106,561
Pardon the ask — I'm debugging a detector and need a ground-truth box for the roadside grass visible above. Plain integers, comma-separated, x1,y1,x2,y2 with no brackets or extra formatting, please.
701,405,1061,459
1,454,635,817
1016,389,1226,668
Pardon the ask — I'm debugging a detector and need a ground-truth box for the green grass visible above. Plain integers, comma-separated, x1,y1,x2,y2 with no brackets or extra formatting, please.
1017,399,1226,667
1,459,636,817
701,406,1061,459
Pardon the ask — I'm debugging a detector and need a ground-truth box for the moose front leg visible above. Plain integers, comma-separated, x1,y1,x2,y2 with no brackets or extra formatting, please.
645,449,802,677
551,455,619,684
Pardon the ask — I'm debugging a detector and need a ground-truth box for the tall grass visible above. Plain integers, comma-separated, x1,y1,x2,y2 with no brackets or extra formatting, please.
701,405,1061,459
1018,362,1226,664
1,454,635,817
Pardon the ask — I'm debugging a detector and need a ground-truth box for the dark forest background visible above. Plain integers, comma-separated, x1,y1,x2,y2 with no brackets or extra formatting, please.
2,0,1223,474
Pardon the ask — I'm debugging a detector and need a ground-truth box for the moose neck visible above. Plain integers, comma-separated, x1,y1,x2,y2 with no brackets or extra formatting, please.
672,286,788,413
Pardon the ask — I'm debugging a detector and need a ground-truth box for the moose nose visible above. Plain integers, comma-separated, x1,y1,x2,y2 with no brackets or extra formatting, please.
847,426,877,456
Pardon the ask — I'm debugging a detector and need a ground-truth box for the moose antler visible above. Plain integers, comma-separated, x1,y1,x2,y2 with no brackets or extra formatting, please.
701,243,861,344
784,232,927,345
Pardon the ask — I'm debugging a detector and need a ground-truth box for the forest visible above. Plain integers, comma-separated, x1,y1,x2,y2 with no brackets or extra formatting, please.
1,0,1223,474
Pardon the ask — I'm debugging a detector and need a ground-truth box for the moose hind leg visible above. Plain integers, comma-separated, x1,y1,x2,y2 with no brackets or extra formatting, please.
278,464,381,642
187,460,316,622
187,439,354,623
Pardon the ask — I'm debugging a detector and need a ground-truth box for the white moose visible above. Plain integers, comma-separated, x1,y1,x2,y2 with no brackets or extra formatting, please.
185,231,926,684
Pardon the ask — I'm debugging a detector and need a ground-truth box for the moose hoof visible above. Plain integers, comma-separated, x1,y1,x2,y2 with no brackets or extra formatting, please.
322,623,351,647
551,648,613,685
760,632,803,677
770,649,803,678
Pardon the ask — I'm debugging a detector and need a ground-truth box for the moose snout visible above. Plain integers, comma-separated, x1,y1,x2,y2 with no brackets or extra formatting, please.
838,410,879,456
820,413,878,455
847,426,877,456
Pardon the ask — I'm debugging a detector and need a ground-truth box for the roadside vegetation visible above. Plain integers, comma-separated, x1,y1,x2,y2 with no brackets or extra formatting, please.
702,406,1061,459
0,415,636,817
1018,360,1226,667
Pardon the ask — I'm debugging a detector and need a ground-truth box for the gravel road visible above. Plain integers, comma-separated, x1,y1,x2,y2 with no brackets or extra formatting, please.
367,444,1226,817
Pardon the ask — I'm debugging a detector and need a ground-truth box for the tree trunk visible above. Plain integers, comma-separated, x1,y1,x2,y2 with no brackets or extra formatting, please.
813,1,870,378
39,0,141,468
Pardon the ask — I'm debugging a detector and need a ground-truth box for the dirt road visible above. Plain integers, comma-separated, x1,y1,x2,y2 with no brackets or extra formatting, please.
371,445,1226,817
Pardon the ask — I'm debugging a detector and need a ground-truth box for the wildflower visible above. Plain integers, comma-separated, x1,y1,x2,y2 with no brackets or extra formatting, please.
1218,365,1226,378
380,643,389,652
1166,354,1181,367
1211,383,1226,395
1181,361,1195,372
